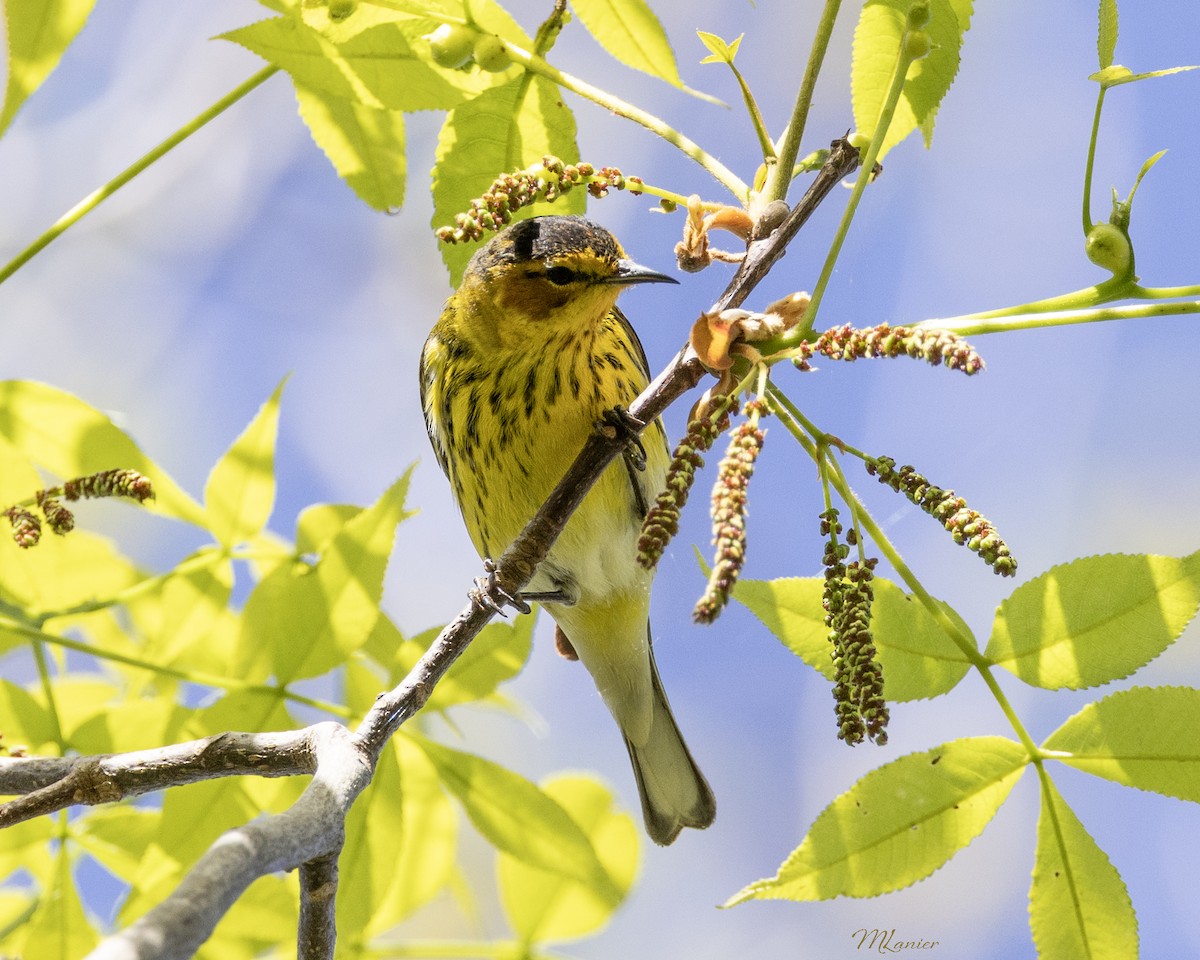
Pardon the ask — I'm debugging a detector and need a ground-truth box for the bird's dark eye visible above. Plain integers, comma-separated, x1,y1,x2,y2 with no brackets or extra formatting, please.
545,265,576,286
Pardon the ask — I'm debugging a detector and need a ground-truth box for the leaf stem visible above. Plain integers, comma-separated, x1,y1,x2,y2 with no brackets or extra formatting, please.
803,26,914,331
763,0,843,207
2,616,352,719
501,43,749,201
0,66,279,287
1082,85,1107,235
30,638,67,752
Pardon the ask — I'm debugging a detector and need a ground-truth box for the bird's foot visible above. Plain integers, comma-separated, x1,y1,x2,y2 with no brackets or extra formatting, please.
597,405,647,471
470,559,577,617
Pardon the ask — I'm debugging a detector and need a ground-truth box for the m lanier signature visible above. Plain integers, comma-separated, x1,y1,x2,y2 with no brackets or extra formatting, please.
852,928,940,953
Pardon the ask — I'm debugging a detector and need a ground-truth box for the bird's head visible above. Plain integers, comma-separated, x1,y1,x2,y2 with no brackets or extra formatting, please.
459,216,677,341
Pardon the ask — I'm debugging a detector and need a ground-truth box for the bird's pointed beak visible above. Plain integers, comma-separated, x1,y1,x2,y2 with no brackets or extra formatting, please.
609,258,679,286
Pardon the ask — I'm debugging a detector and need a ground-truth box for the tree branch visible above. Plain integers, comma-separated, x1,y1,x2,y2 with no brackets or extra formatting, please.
86,723,368,960
0,730,316,829
0,136,862,960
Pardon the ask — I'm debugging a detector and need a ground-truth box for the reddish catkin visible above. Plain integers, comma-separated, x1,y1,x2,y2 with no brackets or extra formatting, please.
693,409,766,624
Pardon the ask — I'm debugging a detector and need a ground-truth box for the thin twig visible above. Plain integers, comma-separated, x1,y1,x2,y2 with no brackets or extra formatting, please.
0,730,316,829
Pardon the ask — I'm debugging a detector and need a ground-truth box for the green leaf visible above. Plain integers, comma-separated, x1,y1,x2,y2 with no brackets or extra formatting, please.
733,576,972,701
237,471,413,682
295,502,363,555
498,773,639,944
346,736,458,937
1042,686,1200,802
222,15,494,113
73,806,161,883
19,848,99,959
0,679,55,753
726,737,1027,904
986,552,1200,689
696,30,741,65
1030,778,1137,960
1090,63,1200,87
0,380,205,525
295,83,406,211
70,695,189,756
1097,0,1119,69
432,74,581,284
0,0,97,137
570,0,681,86
851,0,972,160
414,735,620,900
198,876,297,959
0,527,139,616
135,549,237,673
205,380,285,546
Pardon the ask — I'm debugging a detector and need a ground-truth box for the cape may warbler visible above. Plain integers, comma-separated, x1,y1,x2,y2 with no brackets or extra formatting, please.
420,216,716,845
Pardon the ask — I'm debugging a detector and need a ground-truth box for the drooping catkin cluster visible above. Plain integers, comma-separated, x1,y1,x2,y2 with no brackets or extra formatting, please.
637,405,733,571
867,456,1017,576
795,323,984,375
693,401,767,624
436,156,643,243
820,509,888,746
3,469,154,548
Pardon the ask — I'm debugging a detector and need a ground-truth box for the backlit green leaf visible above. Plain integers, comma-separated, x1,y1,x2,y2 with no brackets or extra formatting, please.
1030,778,1137,960
354,736,458,937
726,737,1027,903
733,575,972,700
19,847,98,959
696,31,741,65
237,471,413,682
851,0,972,160
498,773,639,943
205,381,284,546
0,679,56,753
570,0,682,86
1042,686,1200,802
295,83,406,211
432,74,581,284
987,552,1200,689
0,0,97,137
73,806,161,884
134,549,236,673
415,736,620,899
295,502,363,556
1097,0,1118,69
0,528,139,617
0,381,205,525
222,15,495,112
198,876,297,960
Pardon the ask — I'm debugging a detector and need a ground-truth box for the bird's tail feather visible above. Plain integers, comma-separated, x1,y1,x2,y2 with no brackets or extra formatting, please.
625,648,716,846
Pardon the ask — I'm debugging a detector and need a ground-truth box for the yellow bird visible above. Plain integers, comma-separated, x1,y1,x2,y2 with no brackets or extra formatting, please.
420,215,715,844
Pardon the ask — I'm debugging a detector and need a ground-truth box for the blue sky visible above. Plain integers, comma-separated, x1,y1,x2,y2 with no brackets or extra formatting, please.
2,1,1199,957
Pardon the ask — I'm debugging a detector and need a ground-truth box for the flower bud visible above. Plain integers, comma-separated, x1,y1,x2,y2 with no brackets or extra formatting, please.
473,34,512,72
427,24,475,70
1085,221,1133,277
